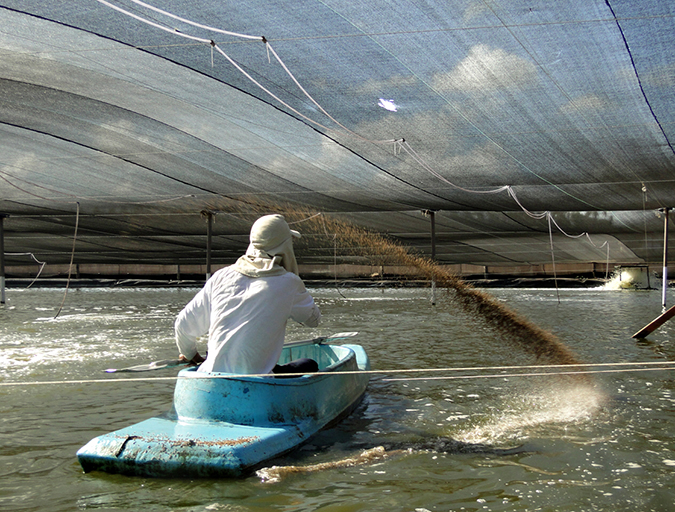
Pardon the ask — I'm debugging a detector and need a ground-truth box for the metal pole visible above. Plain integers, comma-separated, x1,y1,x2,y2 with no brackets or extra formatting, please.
0,215,6,304
206,212,213,281
661,207,670,311
431,210,437,305
430,211,436,261
424,210,437,306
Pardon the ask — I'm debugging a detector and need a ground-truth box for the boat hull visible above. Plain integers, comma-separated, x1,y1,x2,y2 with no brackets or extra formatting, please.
77,343,369,478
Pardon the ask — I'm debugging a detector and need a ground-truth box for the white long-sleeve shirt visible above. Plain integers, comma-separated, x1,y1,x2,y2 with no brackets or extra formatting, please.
175,266,321,374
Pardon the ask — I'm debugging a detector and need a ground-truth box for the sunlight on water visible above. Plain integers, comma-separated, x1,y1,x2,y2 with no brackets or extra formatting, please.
0,291,180,380
2,287,674,512
36,312,139,322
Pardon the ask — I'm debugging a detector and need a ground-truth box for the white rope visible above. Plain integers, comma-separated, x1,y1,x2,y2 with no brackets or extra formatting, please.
548,215,587,239
0,376,179,386
506,187,614,271
90,3,577,201
287,212,323,225
382,366,675,382
399,141,510,195
124,0,262,40
91,0,624,270
210,44,338,133
6,252,47,287
94,0,212,43
265,42,388,143
2,360,673,386
265,41,354,129
25,253,46,289
642,182,649,260
0,168,78,202
506,187,547,220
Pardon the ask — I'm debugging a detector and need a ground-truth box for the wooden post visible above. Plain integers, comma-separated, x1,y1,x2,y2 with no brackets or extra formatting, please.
633,304,675,338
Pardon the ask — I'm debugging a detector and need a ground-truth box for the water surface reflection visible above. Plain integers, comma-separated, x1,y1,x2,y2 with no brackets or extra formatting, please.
1,286,674,511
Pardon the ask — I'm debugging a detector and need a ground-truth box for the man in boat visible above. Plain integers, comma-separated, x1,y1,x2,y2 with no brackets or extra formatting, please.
175,214,321,375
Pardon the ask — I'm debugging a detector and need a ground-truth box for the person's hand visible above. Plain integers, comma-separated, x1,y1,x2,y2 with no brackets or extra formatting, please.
179,353,205,366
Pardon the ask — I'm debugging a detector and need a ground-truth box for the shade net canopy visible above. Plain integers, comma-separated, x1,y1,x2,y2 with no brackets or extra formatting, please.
1,0,673,271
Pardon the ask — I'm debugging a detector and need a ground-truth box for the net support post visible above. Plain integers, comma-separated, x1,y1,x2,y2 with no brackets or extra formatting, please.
0,214,7,304
661,207,671,311
206,212,213,281
423,210,437,305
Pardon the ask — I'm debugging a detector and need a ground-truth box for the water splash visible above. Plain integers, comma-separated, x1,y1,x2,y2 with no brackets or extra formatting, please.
193,200,588,368
271,204,585,367
602,268,651,290
452,383,606,445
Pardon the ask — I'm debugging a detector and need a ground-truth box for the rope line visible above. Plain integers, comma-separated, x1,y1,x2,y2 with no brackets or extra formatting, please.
398,141,511,196
382,366,675,382
93,2,596,204
12,0,648,253
25,253,47,289
124,0,262,40
2,360,673,386
289,212,347,298
95,0,212,44
53,201,80,319
6,252,47,289
80,1,641,273
17,0,626,246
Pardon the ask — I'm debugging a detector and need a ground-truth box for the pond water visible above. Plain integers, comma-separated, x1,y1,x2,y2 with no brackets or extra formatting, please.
1,285,674,511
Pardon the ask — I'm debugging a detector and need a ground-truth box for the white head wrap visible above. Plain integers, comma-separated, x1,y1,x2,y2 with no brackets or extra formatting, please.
233,214,301,277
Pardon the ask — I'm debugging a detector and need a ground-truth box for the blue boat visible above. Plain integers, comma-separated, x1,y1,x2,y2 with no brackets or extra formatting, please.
77,340,370,478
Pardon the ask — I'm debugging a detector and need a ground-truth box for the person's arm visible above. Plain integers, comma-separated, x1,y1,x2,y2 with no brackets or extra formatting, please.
175,285,211,360
301,303,321,327
290,279,321,327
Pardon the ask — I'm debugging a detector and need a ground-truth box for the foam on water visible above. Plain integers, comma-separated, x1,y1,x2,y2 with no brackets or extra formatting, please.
256,446,390,483
34,313,134,323
252,380,607,483
0,333,121,379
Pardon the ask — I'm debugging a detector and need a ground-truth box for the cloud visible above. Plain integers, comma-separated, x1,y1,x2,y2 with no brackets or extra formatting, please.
432,44,539,93
355,75,420,95
461,2,492,24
